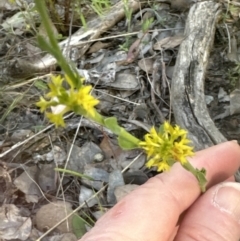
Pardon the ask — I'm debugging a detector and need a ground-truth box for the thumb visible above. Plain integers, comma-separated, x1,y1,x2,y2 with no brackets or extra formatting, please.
175,182,240,241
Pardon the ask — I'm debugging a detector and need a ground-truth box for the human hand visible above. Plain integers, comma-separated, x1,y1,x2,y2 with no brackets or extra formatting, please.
80,141,240,241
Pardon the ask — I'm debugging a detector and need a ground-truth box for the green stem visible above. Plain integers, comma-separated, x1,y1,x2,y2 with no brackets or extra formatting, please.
86,110,105,126
118,128,141,145
182,161,207,193
86,110,141,148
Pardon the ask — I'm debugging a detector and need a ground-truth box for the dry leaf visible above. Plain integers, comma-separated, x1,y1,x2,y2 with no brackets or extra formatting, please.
153,35,184,50
0,204,32,240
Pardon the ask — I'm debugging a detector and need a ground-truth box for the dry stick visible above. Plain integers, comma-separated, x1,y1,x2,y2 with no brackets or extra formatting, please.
35,0,141,69
170,2,226,151
48,135,71,231
56,116,83,197
224,22,231,53
151,58,165,123
0,125,54,158
160,55,172,122
0,112,74,158
6,28,183,80
54,7,81,199
228,0,240,6
139,53,169,108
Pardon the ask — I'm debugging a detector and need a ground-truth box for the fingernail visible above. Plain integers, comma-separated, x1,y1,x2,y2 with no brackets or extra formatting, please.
212,182,240,222
231,140,238,143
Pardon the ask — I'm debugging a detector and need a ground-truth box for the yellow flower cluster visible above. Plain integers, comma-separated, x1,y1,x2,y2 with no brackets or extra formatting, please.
36,75,99,127
139,122,194,171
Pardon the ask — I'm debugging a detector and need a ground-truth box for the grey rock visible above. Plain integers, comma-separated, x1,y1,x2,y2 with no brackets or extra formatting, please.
218,87,230,102
11,129,33,143
45,145,67,164
14,166,41,203
123,170,148,185
120,151,145,170
59,233,77,241
67,142,104,173
108,72,140,90
230,89,240,115
49,233,77,241
107,170,125,204
114,184,139,202
82,166,109,190
37,163,57,192
92,210,106,220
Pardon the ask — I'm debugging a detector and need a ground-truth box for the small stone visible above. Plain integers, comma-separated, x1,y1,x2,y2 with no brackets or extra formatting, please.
93,153,104,162
35,201,73,233
205,95,214,105
79,186,98,207
92,210,107,220
218,87,230,102
133,104,149,120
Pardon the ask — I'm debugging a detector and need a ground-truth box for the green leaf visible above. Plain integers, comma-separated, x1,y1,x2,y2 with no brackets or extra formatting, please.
55,168,95,180
166,158,175,167
34,79,48,90
118,135,139,150
72,214,87,238
103,117,141,149
37,35,58,56
158,124,164,135
104,117,122,135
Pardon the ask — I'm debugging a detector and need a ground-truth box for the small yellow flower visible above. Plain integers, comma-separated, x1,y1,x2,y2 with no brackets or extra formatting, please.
140,122,194,172
37,74,100,127
46,75,64,98
76,85,99,116
36,97,51,112
65,74,84,89
46,112,66,127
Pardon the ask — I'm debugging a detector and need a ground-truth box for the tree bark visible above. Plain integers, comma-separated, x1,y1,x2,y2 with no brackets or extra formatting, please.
171,2,226,151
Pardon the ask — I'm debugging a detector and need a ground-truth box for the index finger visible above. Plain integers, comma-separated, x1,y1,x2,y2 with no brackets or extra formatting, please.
80,141,240,241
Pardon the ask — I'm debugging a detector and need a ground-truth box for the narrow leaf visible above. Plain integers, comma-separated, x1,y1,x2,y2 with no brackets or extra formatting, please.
72,214,87,238
118,136,139,150
55,168,95,180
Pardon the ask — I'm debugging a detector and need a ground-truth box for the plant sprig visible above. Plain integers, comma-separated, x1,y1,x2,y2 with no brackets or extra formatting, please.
34,0,81,88
34,0,207,192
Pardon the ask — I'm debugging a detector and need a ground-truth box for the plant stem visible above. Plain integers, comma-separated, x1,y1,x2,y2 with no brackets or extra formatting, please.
182,161,207,192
